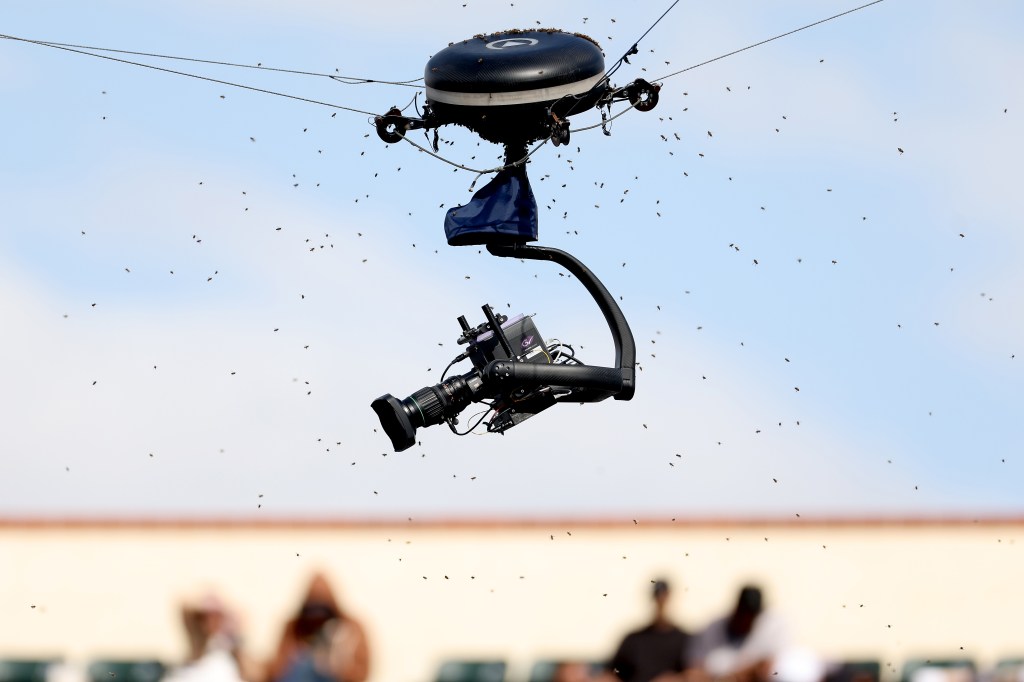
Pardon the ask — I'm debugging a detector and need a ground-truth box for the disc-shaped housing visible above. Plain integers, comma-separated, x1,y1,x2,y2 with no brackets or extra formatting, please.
425,30,607,144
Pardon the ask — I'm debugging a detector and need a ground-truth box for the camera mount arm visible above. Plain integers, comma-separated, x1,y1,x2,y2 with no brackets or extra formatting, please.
486,242,636,402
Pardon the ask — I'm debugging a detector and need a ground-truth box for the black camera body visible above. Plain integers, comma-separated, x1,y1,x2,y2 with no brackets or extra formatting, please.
467,312,549,367
371,243,636,453
371,305,561,452
461,309,560,435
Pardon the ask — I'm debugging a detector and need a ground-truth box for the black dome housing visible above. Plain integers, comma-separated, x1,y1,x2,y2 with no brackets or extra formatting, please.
424,30,607,145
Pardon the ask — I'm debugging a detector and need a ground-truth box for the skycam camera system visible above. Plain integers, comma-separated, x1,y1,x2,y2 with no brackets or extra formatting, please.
370,29,655,450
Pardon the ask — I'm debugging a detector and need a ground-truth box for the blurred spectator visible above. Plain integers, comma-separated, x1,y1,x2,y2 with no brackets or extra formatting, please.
163,593,253,682
265,573,369,682
687,585,791,682
552,662,602,682
605,579,691,682
771,649,826,682
991,661,1024,682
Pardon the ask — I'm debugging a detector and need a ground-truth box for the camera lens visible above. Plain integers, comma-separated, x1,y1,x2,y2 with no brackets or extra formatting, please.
371,373,480,452
370,395,417,452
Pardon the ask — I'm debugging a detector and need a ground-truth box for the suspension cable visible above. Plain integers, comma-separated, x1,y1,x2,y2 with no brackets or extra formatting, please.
580,0,682,111
0,33,382,116
2,1,890,149
0,33,423,86
652,0,887,82
399,134,550,187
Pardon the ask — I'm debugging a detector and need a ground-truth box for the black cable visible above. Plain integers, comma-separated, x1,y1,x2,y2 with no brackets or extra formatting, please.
440,357,460,382
448,408,492,436
0,33,423,86
632,0,682,49
3,0,888,127
0,33,380,116
568,0,889,137
548,0,681,123
609,0,681,80
652,0,887,82
568,0,682,115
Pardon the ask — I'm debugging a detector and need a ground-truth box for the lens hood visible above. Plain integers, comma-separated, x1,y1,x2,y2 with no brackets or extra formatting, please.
370,394,417,452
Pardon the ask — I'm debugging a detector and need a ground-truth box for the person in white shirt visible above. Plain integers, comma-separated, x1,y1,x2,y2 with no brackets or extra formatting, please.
687,586,789,682
163,594,250,682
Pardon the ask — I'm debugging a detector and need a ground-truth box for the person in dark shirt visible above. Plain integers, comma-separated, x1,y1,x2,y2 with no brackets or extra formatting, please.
607,579,691,682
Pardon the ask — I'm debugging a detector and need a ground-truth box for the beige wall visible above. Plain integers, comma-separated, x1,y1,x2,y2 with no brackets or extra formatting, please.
2,519,1022,682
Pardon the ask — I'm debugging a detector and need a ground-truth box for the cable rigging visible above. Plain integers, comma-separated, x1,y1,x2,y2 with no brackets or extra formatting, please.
0,34,423,86
0,32,413,117
1,0,889,170
652,0,888,83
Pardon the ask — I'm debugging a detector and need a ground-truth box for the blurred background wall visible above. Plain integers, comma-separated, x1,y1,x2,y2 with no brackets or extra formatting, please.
2,517,1022,682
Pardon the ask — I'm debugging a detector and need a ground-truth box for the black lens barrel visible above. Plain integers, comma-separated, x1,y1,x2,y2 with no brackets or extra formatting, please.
406,386,445,427
371,373,478,452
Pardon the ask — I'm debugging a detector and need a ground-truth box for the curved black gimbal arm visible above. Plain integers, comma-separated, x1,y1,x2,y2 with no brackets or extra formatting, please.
486,242,635,402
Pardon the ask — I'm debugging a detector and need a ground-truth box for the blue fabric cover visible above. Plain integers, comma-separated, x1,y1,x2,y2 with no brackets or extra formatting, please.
444,165,538,246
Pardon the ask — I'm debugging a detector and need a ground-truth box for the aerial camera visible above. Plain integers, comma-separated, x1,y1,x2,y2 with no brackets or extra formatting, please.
372,303,564,452
370,29,657,450
372,243,637,452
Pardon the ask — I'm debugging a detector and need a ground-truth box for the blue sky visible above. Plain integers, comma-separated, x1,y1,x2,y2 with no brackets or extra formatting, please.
1,0,1022,520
